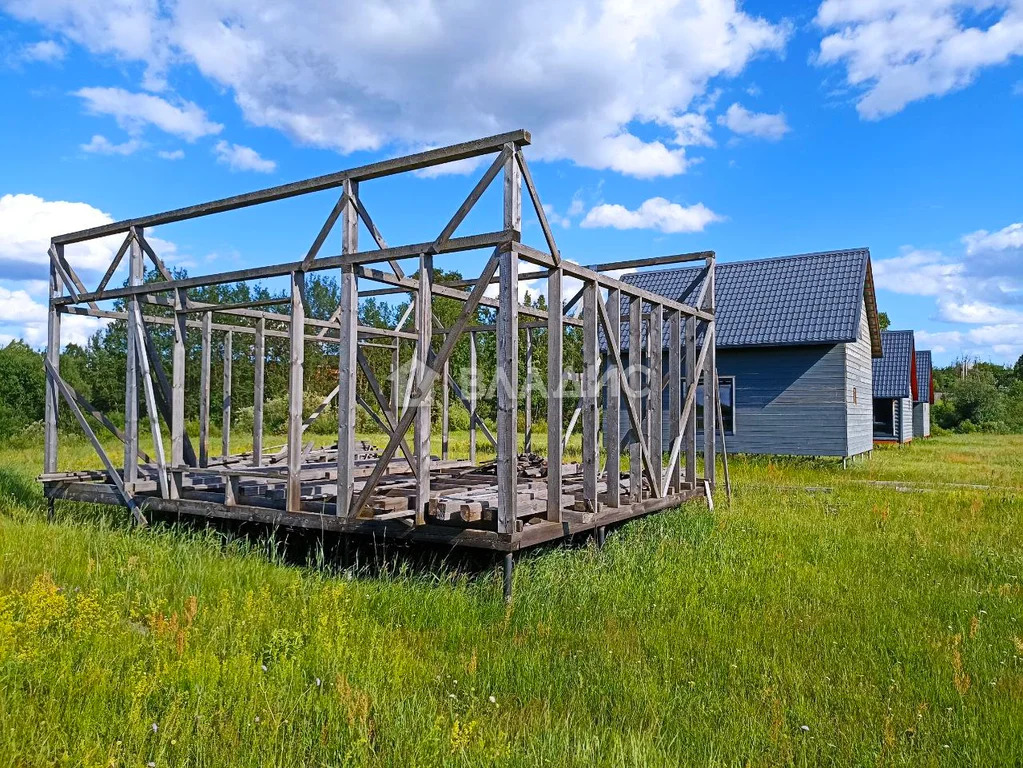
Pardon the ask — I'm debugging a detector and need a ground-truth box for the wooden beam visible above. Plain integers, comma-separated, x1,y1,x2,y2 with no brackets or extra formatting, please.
603,287,621,507
546,268,563,521
124,231,143,489
582,281,599,515
414,253,433,525
222,329,232,458
584,251,714,273
198,312,212,468
497,146,521,535
685,314,697,488
628,296,642,502
170,288,187,497
648,303,663,488
336,257,358,516
44,247,61,474
286,271,306,511
667,309,682,494
131,304,169,498
469,331,478,465
253,317,266,466
524,328,533,453
54,130,532,245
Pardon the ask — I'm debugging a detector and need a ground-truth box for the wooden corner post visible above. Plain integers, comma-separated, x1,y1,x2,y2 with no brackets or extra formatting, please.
497,144,521,535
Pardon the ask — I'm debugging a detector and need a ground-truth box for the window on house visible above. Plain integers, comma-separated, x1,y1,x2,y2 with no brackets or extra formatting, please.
688,375,735,434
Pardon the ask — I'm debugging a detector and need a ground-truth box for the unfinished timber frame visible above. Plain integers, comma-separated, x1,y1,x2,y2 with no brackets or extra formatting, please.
40,129,719,570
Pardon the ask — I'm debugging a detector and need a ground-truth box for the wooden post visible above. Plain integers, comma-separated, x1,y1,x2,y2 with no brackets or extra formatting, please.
469,331,478,466
667,308,682,493
287,271,306,511
582,280,599,515
170,288,187,497
44,245,62,475
124,230,143,488
496,146,521,535
222,329,232,458
441,358,450,460
703,258,716,489
414,253,433,525
648,303,663,488
603,287,621,507
628,296,642,502
253,317,265,465
685,314,697,488
198,311,212,468
337,263,358,517
546,268,562,521
524,328,533,453
390,343,399,418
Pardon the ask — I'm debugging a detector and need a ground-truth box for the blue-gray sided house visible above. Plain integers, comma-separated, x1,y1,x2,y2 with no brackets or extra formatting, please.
913,349,933,438
871,329,918,444
607,248,883,458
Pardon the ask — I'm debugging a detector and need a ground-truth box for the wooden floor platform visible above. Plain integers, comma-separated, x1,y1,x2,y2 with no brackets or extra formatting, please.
40,444,706,552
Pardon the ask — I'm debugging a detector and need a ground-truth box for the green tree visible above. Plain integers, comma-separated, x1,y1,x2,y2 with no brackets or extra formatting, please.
0,341,45,436
878,312,891,331
946,369,1003,426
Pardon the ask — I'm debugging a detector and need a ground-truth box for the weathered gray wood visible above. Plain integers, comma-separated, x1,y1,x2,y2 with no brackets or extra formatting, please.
44,359,147,525
95,232,133,294
497,146,521,535
562,404,581,450
581,281,599,515
131,304,169,498
515,150,560,263
648,303,663,487
546,268,562,521
628,296,642,502
44,249,62,474
414,252,434,525
685,314,697,487
350,252,501,519
703,256,716,488
667,309,682,493
55,130,531,245
301,190,348,270
442,358,450,460
524,328,533,453
171,288,187,497
199,312,212,468
716,367,731,502
124,231,143,488
356,350,416,474
59,376,151,463
432,146,511,252
222,329,233,458
603,287,621,507
253,317,266,465
336,260,358,516
135,229,174,282
287,271,306,512
140,310,197,467
469,332,478,465
390,344,400,419
584,251,714,274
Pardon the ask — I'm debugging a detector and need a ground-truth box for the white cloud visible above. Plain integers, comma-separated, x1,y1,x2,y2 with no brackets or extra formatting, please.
157,148,185,160
20,39,64,62
5,0,789,178
815,0,1023,120
213,140,276,173
717,102,790,140
75,87,223,141
581,197,722,234
873,221,1023,362
80,134,144,155
0,286,106,347
0,193,122,277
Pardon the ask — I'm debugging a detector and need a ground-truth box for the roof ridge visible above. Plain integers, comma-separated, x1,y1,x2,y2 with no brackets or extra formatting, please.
622,247,870,283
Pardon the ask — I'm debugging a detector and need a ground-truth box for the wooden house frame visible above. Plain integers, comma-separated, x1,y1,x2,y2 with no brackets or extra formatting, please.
39,130,719,597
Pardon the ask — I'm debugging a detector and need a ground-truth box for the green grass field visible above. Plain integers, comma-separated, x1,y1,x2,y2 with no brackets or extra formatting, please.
1,432,1022,766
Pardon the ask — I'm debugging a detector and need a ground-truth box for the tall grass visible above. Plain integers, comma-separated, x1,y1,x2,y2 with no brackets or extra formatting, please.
1,434,1022,765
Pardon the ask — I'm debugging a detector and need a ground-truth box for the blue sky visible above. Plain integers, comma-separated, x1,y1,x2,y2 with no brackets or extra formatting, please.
0,0,1021,364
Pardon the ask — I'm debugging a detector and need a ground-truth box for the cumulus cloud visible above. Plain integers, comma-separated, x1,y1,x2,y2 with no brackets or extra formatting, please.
80,134,144,155
75,87,223,141
157,148,185,160
717,102,790,140
213,140,276,173
0,285,106,347
815,0,1023,120
4,0,789,178
873,221,1023,361
581,197,722,234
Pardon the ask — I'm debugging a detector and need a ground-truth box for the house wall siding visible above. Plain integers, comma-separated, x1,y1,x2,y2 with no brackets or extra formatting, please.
618,342,855,457
912,402,930,438
844,299,874,456
896,397,913,443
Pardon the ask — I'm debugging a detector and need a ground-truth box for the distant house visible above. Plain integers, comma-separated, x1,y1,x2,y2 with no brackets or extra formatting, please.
913,350,934,438
872,330,918,443
610,248,883,459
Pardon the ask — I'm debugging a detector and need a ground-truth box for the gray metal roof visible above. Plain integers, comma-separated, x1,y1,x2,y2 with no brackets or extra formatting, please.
915,350,933,404
614,248,878,352
873,330,916,399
